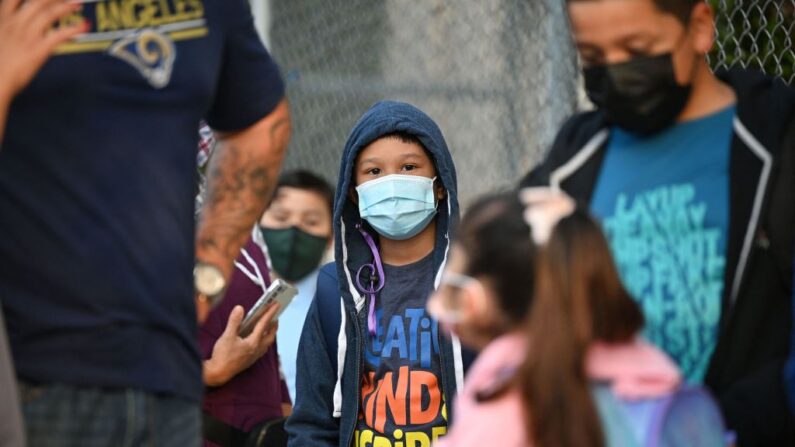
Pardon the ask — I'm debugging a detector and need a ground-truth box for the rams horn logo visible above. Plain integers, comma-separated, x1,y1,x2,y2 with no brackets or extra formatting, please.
109,29,176,89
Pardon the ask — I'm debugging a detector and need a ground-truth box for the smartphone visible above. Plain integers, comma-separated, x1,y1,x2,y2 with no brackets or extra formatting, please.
238,279,298,338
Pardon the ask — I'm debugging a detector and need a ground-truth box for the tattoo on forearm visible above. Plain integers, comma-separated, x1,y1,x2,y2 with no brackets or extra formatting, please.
197,111,290,271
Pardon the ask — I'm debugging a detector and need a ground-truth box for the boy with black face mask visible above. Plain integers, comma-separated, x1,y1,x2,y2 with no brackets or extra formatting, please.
258,170,335,402
522,1,795,445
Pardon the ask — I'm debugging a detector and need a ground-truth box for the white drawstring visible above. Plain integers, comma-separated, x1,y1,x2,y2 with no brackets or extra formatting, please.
234,247,268,299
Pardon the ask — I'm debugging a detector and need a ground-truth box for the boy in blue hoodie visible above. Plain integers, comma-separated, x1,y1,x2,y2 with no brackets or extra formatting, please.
286,101,468,447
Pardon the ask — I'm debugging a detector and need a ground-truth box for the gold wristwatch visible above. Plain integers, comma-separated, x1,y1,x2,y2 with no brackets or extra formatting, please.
193,262,226,306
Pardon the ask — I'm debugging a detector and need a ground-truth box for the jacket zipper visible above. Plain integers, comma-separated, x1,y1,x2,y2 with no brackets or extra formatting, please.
436,328,452,424
345,310,362,447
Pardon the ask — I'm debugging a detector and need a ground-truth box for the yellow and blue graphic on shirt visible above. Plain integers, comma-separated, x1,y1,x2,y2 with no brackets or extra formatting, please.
54,0,207,88
355,308,448,447
600,183,725,383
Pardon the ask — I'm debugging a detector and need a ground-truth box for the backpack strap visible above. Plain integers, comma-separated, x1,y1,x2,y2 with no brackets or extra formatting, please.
314,265,344,373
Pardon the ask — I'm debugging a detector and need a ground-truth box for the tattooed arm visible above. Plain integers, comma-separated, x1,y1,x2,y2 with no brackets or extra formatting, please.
195,99,291,318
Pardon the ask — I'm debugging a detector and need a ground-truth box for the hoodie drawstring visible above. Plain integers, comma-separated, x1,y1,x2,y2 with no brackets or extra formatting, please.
353,223,385,336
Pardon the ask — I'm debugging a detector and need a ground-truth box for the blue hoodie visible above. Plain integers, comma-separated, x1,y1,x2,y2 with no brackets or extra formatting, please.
286,101,470,447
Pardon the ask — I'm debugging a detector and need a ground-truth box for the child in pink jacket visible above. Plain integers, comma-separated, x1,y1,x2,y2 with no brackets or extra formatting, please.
428,189,727,447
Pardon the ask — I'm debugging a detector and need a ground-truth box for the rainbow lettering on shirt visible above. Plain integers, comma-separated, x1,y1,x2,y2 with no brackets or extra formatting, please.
355,308,448,446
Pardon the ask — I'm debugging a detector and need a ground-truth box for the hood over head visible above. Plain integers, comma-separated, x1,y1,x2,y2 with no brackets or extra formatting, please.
328,101,462,417
332,100,460,312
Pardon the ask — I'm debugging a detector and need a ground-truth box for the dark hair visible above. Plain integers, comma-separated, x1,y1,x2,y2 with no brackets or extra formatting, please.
518,208,644,447
456,192,536,329
380,130,426,149
275,170,335,216
567,0,699,23
354,130,441,187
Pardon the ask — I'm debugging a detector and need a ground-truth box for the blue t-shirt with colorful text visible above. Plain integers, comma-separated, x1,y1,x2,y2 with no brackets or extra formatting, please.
591,106,735,383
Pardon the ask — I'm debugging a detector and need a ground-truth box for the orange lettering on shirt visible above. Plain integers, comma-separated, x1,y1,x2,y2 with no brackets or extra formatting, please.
375,366,409,432
409,371,441,425
365,373,384,428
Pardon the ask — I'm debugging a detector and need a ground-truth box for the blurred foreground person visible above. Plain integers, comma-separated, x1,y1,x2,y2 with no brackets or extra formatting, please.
0,1,84,445
431,190,727,447
0,0,290,444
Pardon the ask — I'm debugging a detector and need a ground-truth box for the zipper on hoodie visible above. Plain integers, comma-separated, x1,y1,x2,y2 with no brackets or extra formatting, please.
436,328,451,425
345,309,363,447
436,235,454,424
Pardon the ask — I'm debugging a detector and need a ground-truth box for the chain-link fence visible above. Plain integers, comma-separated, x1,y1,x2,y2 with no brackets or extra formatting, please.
268,1,794,205
709,0,794,83
269,0,580,206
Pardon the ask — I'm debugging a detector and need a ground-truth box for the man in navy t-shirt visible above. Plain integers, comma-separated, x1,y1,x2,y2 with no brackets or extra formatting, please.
0,0,291,444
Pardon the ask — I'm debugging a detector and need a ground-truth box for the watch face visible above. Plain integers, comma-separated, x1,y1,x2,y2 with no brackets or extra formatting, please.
195,264,225,296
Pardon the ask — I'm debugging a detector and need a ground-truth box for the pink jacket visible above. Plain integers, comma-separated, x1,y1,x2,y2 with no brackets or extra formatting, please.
435,333,681,447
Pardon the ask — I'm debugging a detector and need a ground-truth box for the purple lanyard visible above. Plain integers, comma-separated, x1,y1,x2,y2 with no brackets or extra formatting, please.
354,223,385,336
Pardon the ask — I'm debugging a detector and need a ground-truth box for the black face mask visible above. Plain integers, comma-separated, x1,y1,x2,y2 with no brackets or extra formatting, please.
261,226,328,282
583,53,692,135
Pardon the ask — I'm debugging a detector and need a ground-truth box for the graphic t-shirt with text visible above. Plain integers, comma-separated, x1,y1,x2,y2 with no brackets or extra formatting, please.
354,254,448,447
591,106,735,383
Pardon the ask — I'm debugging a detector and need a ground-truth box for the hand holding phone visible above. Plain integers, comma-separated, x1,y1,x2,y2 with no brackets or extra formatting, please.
204,303,280,387
238,279,297,337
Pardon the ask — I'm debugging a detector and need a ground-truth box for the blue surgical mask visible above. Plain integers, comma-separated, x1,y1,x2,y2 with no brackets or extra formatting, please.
356,174,438,240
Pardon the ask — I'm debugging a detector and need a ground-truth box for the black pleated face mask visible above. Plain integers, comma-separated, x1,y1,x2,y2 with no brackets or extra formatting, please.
583,52,692,135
